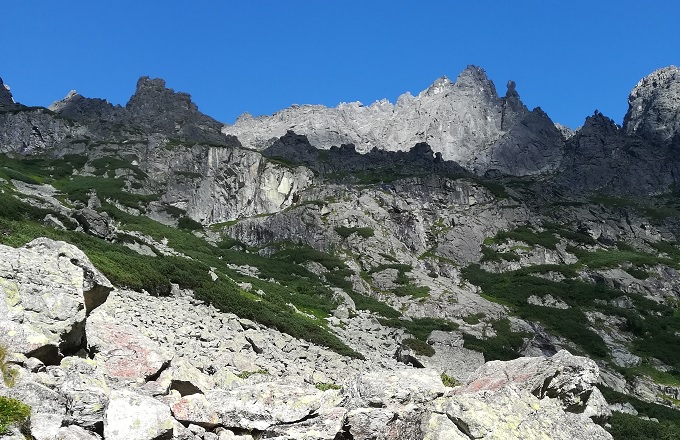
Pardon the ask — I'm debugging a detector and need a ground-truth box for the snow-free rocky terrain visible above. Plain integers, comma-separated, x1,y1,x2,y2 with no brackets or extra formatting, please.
0,66,680,439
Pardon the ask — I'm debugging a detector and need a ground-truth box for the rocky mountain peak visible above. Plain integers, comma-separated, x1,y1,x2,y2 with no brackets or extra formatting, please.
455,65,496,89
421,76,453,96
126,76,197,114
0,76,16,108
623,65,680,142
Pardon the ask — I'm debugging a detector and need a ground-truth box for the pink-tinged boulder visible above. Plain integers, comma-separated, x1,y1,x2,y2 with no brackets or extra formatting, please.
456,350,609,422
171,393,220,429
0,238,112,364
86,311,172,382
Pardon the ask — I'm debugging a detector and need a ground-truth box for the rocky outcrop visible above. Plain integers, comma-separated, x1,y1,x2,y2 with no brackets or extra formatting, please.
624,65,680,143
0,240,616,440
457,350,610,421
0,238,112,365
555,111,680,195
0,77,16,108
225,66,563,175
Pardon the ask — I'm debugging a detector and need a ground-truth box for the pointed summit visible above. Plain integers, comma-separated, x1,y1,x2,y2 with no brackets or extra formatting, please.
422,76,454,97
0,77,16,108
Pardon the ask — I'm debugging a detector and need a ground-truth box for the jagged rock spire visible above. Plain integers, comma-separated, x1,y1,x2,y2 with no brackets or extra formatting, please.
0,77,16,108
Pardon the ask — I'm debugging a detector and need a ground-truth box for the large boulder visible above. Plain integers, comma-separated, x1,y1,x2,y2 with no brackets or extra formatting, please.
456,350,610,421
345,369,446,440
0,238,112,365
104,390,174,440
428,386,612,440
86,310,173,384
204,380,341,431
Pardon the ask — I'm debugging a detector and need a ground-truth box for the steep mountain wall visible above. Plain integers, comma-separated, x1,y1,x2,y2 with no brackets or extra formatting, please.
224,66,565,175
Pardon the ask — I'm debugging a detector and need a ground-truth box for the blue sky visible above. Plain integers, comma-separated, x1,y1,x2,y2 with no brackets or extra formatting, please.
2,1,678,128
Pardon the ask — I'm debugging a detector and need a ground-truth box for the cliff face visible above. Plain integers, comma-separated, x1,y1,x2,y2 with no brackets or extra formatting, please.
624,65,680,143
225,66,564,175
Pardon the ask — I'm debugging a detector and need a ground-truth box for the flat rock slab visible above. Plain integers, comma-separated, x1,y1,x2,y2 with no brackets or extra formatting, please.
86,311,173,382
205,381,341,431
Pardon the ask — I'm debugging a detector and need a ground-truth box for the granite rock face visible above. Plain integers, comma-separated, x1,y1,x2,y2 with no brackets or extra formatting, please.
624,65,680,143
0,76,16,108
0,238,112,365
225,66,563,175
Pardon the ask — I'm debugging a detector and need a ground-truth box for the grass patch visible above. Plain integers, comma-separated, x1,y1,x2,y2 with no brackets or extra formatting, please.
393,284,430,298
315,382,341,391
0,396,30,435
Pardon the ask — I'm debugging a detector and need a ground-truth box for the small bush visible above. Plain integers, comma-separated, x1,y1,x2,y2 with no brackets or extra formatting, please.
315,382,341,391
380,317,458,342
441,372,460,387
177,216,203,231
403,338,435,357
393,284,430,298
236,369,269,379
0,396,30,435
335,226,374,239
463,319,527,361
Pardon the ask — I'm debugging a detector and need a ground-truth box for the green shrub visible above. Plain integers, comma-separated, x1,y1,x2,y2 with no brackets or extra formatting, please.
403,338,434,356
177,216,203,231
463,319,527,361
335,226,375,239
492,226,560,250
0,396,31,435
602,387,680,439
236,369,269,379
393,284,430,298
348,292,401,318
380,317,458,341
462,313,485,325
315,382,341,391
481,245,520,262
440,372,460,387
608,413,680,440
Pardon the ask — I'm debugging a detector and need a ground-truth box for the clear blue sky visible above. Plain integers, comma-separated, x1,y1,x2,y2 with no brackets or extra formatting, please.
2,1,678,129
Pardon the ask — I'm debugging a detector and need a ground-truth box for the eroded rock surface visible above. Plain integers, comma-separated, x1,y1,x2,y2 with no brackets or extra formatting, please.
0,238,112,364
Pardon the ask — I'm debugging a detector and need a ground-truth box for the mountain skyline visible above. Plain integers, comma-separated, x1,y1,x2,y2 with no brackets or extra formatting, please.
2,1,679,129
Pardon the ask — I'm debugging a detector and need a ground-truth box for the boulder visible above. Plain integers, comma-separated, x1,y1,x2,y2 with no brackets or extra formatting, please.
0,239,112,364
430,386,612,439
348,368,445,407
57,425,103,439
624,65,680,143
4,381,66,440
86,310,173,383
59,356,110,430
204,381,341,431
104,390,174,440
457,350,608,421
